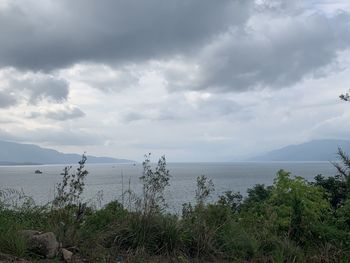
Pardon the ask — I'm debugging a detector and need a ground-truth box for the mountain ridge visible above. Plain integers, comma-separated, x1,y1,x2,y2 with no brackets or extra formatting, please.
0,140,133,165
248,139,350,161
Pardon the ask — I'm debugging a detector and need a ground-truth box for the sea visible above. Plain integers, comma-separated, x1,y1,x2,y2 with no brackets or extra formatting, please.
0,162,338,214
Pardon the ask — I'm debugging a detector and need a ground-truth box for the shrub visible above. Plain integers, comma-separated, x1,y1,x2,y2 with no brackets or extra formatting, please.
216,221,257,260
0,227,27,257
80,200,127,240
49,154,89,246
244,184,272,206
268,170,330,243
139,154,171,216
53,154,88,208
195,175,214,207
112,213,182,256
217,190,242,213
313,174,347,209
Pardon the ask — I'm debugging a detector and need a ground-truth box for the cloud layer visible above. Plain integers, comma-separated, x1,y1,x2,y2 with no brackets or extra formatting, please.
0,0,251,71
0,0,350,161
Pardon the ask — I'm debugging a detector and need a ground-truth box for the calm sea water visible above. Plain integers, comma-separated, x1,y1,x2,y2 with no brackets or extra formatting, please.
0,162,337,214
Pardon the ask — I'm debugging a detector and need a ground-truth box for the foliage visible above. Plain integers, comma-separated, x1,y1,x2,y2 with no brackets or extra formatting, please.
336,199,350,232
45,154,89,247
0,227,27,257
217,190,242,213
2,153,350,262
333,148,350,179
139,153,171,215
313,174,347,209
245,184,272,205
53,154,88,208
195,175,214,207
268,170,330,243
112,213,182,256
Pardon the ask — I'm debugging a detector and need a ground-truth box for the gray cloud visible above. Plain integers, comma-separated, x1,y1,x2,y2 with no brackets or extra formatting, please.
122,109,181,123
0,128,17,141
122,111,145,123
0,0,252,71
1,69,69,104
0,127,104,146
32,129,103,146
196,97,240,117
167,12,350,93
29,106,85,121
64,64,140,92
0,90,17,108
44,107,85,121
10,76,69,103
1,0,349,95
27,78,69,103
121,94,244,124
0,0,350,161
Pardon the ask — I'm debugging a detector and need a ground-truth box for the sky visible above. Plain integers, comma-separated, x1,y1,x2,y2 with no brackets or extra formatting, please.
0,0,350,162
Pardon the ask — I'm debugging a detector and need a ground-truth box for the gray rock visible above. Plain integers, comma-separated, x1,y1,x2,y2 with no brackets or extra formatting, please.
22,231,59,258
61,248,73,263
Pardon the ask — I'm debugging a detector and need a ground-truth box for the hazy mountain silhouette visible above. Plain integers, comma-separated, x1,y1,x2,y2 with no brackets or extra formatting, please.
249,139,350,161
0,140,133,165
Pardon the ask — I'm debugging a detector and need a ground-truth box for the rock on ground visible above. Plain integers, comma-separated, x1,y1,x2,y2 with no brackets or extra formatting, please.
61,248,73,263
21,230,59,258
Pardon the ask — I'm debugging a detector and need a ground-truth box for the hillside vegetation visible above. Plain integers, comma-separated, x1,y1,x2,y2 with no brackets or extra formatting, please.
1,151,350,262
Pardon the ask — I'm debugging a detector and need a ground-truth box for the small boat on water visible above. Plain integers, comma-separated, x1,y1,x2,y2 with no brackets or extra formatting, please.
34,169,43,174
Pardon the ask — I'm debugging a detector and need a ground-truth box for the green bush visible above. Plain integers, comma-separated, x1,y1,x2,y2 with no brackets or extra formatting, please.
313,174,347,209
216,220,257,260
268,170,330,243
111,213,182,256
0,226,27,257
81,201,127,236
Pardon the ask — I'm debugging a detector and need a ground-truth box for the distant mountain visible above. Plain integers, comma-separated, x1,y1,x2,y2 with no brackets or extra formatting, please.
249,139,350,161
0,140,134,165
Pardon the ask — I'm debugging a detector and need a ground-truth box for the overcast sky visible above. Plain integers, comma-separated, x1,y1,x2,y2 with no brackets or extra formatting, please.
0,0,350,162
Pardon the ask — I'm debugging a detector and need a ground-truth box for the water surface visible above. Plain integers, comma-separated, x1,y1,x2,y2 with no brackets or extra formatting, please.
0,162,337,213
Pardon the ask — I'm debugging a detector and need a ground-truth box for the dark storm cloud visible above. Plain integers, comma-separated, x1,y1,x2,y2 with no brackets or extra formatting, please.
0,0,252,71
0,0,349,95
185,12,350,92
0,90,17,108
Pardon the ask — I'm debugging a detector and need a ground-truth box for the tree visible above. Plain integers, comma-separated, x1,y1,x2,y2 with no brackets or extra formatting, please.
53,154,88,208
195,175,215,207
139,153,171,215
268,170,330,243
